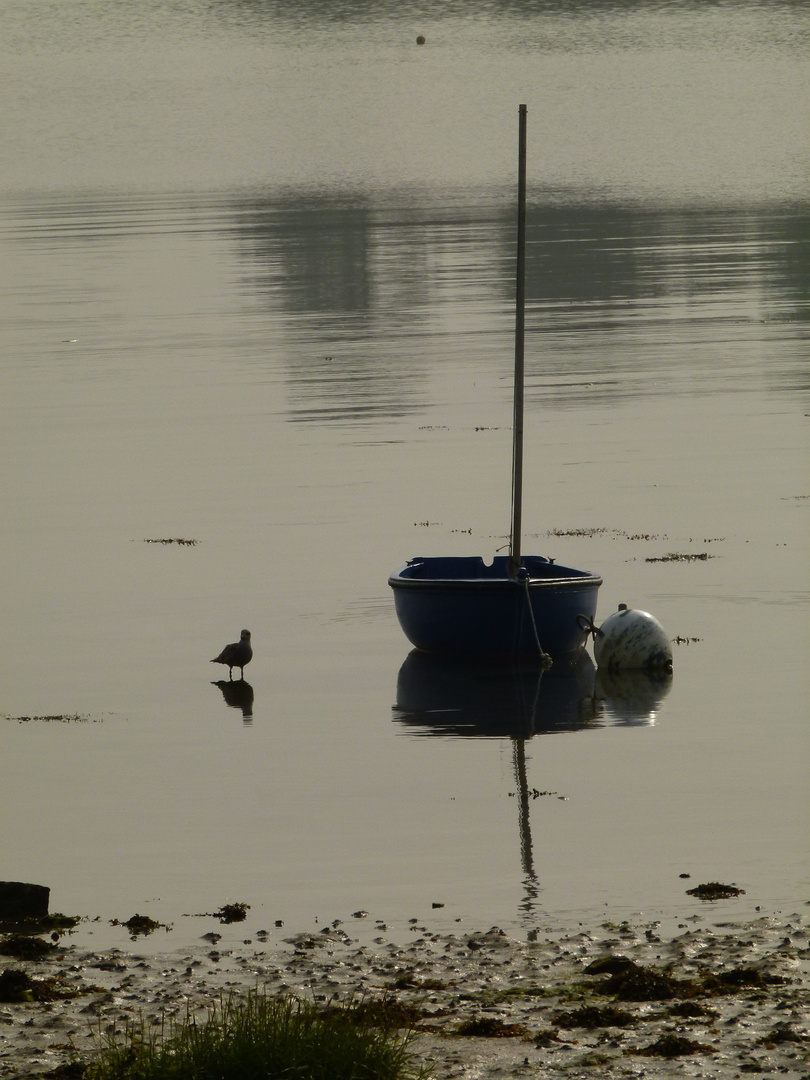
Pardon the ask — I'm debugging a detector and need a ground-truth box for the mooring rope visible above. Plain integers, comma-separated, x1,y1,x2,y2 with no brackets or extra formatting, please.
522,575,553,668
574,613,600,660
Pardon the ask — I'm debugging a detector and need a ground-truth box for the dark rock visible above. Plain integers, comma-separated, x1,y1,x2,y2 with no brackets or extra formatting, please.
0,881,49,920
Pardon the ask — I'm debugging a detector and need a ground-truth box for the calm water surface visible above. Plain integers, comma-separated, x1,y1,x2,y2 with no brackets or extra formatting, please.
1,0,808,951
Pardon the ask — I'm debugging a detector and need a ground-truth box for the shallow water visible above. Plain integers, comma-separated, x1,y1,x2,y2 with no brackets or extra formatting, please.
0,0,808,952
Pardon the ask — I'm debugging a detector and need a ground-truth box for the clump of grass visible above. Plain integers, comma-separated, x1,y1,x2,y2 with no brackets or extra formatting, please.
85,992,427,1080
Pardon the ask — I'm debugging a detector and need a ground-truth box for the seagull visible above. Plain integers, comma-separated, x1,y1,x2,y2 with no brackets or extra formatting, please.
211,629,252,680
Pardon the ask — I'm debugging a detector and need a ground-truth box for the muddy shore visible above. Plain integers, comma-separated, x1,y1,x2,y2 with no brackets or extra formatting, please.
1,910,808,1079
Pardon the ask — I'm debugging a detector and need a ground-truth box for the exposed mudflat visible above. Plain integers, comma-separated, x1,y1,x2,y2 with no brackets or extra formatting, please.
1,912,808,1079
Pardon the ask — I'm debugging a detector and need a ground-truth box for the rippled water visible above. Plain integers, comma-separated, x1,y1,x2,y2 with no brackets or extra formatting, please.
1,1,808,950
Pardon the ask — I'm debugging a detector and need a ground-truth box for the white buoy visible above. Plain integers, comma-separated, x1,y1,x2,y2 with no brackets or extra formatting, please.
594,604,673,672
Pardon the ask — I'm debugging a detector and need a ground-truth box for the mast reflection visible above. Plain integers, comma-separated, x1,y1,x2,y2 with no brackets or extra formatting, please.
392,650,672,925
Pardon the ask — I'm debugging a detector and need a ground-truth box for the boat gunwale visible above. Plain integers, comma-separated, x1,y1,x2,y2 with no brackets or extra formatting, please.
389,569,603,590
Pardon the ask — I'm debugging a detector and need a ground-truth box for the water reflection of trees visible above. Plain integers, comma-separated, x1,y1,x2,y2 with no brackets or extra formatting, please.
211,0,775,29
232,191,810,419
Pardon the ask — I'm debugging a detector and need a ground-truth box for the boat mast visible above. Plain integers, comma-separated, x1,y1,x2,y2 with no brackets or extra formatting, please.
509,104,527,579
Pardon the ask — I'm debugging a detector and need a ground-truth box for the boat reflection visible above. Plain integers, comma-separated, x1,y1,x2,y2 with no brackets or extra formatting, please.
212,679,254,722
393,650,599,738
392,650,672,927
393,650,672,736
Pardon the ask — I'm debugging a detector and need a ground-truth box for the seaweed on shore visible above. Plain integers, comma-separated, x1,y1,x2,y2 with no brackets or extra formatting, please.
454,1016,530,1038
552,1004,638,1029
628,1032,713,1057
391,969,449,991
587,958,692,1001
757,1023,808,1048
0,968,84,1003
585,952,788,1004
323,996,428,1032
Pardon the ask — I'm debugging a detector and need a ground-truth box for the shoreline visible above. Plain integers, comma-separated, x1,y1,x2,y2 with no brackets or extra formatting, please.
1,909,808,1079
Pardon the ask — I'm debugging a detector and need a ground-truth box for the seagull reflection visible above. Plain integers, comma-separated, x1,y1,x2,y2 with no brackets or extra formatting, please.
212,679,254,721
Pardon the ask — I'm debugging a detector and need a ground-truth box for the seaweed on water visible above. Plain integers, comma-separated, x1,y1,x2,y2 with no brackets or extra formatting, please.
645,552,712,562
547,527,608,538
686,882,745,900
142,538,198,546
110,914,170,938
0,913,80,936
214,902,250,923
9,714,90,723
0,933,56,959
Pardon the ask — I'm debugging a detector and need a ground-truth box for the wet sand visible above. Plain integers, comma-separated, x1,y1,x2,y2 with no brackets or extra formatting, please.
2,910,807,1079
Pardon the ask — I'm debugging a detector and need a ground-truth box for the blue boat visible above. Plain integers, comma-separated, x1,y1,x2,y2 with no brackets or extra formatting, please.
389,107,601,662
390,556,601,661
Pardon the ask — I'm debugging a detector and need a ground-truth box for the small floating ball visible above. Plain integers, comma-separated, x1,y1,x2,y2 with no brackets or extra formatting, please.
594,603,673,672
416,34,426,45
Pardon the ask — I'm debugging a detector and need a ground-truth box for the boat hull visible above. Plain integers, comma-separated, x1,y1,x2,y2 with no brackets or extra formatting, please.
389,555,601,660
